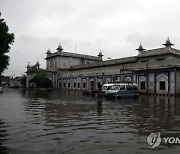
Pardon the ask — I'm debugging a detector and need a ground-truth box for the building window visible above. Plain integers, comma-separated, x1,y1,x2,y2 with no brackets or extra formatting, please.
140,81,145,90
59,83,61,88
68,82,70,88
63,82,66,88
160,81,165,90
83,82,86,88
74,83,76,88
78,83,80,88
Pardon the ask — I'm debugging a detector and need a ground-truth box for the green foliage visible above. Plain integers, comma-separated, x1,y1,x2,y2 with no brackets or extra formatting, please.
30,70,52,88
0,13,15,74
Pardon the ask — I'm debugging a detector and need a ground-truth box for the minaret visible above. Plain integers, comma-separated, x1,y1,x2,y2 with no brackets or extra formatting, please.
163,37,174,50
56,43,64,52
98,50,104,60
136,43,146,55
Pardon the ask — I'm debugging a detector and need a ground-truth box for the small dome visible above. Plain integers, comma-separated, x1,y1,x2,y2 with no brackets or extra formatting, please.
136,43,146,51
35,61,40,67
26,62,30,68
163,37,174,48
98,50,104,57
46,48,51,54
57,43,64,52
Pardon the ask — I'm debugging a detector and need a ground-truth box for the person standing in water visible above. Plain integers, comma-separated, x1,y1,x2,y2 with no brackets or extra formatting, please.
97,85,103,103
97,84,103,115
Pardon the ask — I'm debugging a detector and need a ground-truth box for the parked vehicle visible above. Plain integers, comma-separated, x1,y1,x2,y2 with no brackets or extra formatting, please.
0,86,3,93
9,84,20,88
106,83,139,98
102,83,114,95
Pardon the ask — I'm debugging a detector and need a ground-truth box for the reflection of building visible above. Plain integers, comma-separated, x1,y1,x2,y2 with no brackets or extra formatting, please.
27,38,180,95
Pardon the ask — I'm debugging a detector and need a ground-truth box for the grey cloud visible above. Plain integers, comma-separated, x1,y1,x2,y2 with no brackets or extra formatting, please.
1,0,180,75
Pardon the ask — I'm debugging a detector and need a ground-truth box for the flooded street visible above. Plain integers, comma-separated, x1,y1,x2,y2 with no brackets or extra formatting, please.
1,88,180,154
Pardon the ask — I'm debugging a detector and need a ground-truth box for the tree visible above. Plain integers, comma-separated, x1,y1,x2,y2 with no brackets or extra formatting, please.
30,70,52,88
0,13,15,84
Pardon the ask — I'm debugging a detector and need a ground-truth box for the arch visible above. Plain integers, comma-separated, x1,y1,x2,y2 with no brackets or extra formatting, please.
139,76,146,82
89,77,93,81
125,77,131,83
156,73,168,93
73,79,77,89
48,77,52,82
106,77,111,83
116,77,120,82
156,73,168,81
82,78,87,89
139,76,146,91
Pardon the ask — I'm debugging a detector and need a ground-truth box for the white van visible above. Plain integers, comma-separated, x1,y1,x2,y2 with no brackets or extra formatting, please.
102,83,114,95
107,83,139,98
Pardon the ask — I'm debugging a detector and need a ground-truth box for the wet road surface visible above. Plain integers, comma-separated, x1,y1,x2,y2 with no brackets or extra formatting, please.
0,88,180,154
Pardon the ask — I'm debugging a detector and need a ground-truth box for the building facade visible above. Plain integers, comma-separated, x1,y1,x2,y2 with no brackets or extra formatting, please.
27,38,180,95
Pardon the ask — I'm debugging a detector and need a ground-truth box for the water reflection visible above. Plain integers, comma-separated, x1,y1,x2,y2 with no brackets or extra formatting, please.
0,120,8,154
1,89,180,153
97,102,103,116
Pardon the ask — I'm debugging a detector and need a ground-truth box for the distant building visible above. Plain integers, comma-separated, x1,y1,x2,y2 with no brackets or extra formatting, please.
27,38,180,95
1,75,10,86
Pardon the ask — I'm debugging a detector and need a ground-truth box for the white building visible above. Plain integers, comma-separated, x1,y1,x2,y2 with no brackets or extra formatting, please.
27,38,180,95
45,44,103,71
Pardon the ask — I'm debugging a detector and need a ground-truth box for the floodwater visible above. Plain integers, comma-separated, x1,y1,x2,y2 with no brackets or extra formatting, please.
0,88,180,154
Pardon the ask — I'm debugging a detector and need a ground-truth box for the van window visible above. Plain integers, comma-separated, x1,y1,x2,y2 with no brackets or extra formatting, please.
120,85,125,90
111,85,120,90
126,85,132,90
107,86,112,90
160,81,165,90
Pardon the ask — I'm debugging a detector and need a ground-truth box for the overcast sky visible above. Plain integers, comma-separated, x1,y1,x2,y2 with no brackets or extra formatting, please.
1,0,180,76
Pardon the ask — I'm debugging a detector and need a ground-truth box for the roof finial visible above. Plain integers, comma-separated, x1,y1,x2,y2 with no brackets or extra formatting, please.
98,50,104,60
57,43,64,52
163,37,174,48
36,60,40,69
136,43,146,54
46,48,51,54
26,62,30,69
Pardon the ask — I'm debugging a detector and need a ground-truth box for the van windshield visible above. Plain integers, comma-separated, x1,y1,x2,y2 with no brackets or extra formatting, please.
110,85,120,90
